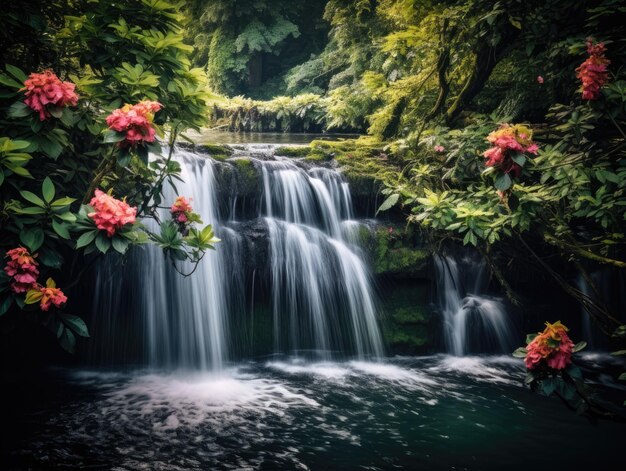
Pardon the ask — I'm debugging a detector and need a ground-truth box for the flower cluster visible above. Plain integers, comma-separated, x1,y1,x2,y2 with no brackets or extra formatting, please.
525,321,575,371
105,100,162,147
4,247,39,293
26,278,67,312
21,70,79,121
170,196,193,224
576,39,610,101
483,124,539,178
434,145,445,153
88,189,137,237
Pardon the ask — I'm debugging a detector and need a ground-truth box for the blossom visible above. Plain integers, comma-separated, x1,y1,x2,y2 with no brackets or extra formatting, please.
434,145,445,153
536,76,544,84
4,247,39,293
21,70,79,120
483,124,539,179
88,189,137,237
26,278,67,311
105,100,162,147
524,321,575,370
576,39,610,100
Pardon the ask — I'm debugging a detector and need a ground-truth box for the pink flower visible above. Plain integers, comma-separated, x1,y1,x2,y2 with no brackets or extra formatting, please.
525,143,539,155
38,285,68,311
537,76,544,84
576,39,610,100
21,70,79,120
524,321,575,371
483,146,504,167
88,189,137,237
170,196,193,226
105,100,162,148
4,247,39,293
434,145,445,153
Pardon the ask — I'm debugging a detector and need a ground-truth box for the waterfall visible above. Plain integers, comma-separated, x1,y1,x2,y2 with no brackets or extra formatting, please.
260,157,383,359
90,146,383,369
435,254,515,355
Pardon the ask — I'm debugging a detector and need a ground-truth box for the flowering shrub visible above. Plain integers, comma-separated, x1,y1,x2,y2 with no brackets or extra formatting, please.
88,189,137,237
482,124,539,190
21,70,79,120
4,247,39,293
105,100,162,147
523,321,576,370
576,39,610,101
513,321,591,409
25,278,67,312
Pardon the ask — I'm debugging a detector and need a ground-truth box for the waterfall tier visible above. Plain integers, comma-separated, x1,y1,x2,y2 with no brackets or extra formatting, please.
89,146,383,370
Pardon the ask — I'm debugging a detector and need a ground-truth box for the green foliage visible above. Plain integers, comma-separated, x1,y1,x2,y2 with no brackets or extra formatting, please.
0,0,215,354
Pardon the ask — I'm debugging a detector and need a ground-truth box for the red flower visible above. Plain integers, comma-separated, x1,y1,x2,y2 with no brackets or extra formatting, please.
88,189,137,237
170,196,193,226
536,76,544,84
4,247,39,293
576,39,610,101
21,70,79,120
25,278,67,311
105,100,161,148
482,124,538,179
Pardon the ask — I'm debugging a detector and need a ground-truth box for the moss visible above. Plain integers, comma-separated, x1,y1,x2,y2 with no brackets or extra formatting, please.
379,281,436,354
195,142,233,161
362,224,430,277
274,146,311,157
231,158,261,196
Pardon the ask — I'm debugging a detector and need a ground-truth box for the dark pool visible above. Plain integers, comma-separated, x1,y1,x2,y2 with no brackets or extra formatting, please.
2,355,625,470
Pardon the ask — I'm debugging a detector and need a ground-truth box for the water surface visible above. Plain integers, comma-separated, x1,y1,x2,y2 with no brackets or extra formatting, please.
3,355,624,470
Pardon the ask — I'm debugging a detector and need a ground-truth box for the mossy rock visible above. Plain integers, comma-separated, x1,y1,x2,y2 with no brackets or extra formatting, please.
274,146,311,157
195,142,233,161
360,224,430,277
231,158,262,196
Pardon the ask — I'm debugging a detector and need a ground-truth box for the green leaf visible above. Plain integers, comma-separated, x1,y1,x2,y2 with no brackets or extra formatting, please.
38,249,63,269
5,64,27,83
573,341,587,353
510,153,526,167
103,130,125,143
14,206,45,215
494,173,512,191
52,220,71,239
51,197,76,207
20,227,44,251
525,333,538,344
20,190,45,207
76,230,98,249
541,377,557,396
60,313,90,338
95,233,111,254
0,296,13,316
59,327,76,354
377,193,399,214
8,101,31,118
111,236,130,254
512,347,527,358
565,364,583,380
0,74,22,89
42,177,55,203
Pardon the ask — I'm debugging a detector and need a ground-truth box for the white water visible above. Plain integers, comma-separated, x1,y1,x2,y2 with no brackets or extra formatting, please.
435,254,516,355
90,147,383,369
261,156,383,359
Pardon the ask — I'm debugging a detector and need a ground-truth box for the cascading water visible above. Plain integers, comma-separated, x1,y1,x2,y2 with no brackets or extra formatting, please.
434,254,516,355
90,149,243,371
90,145,383,369
260,157,383,359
